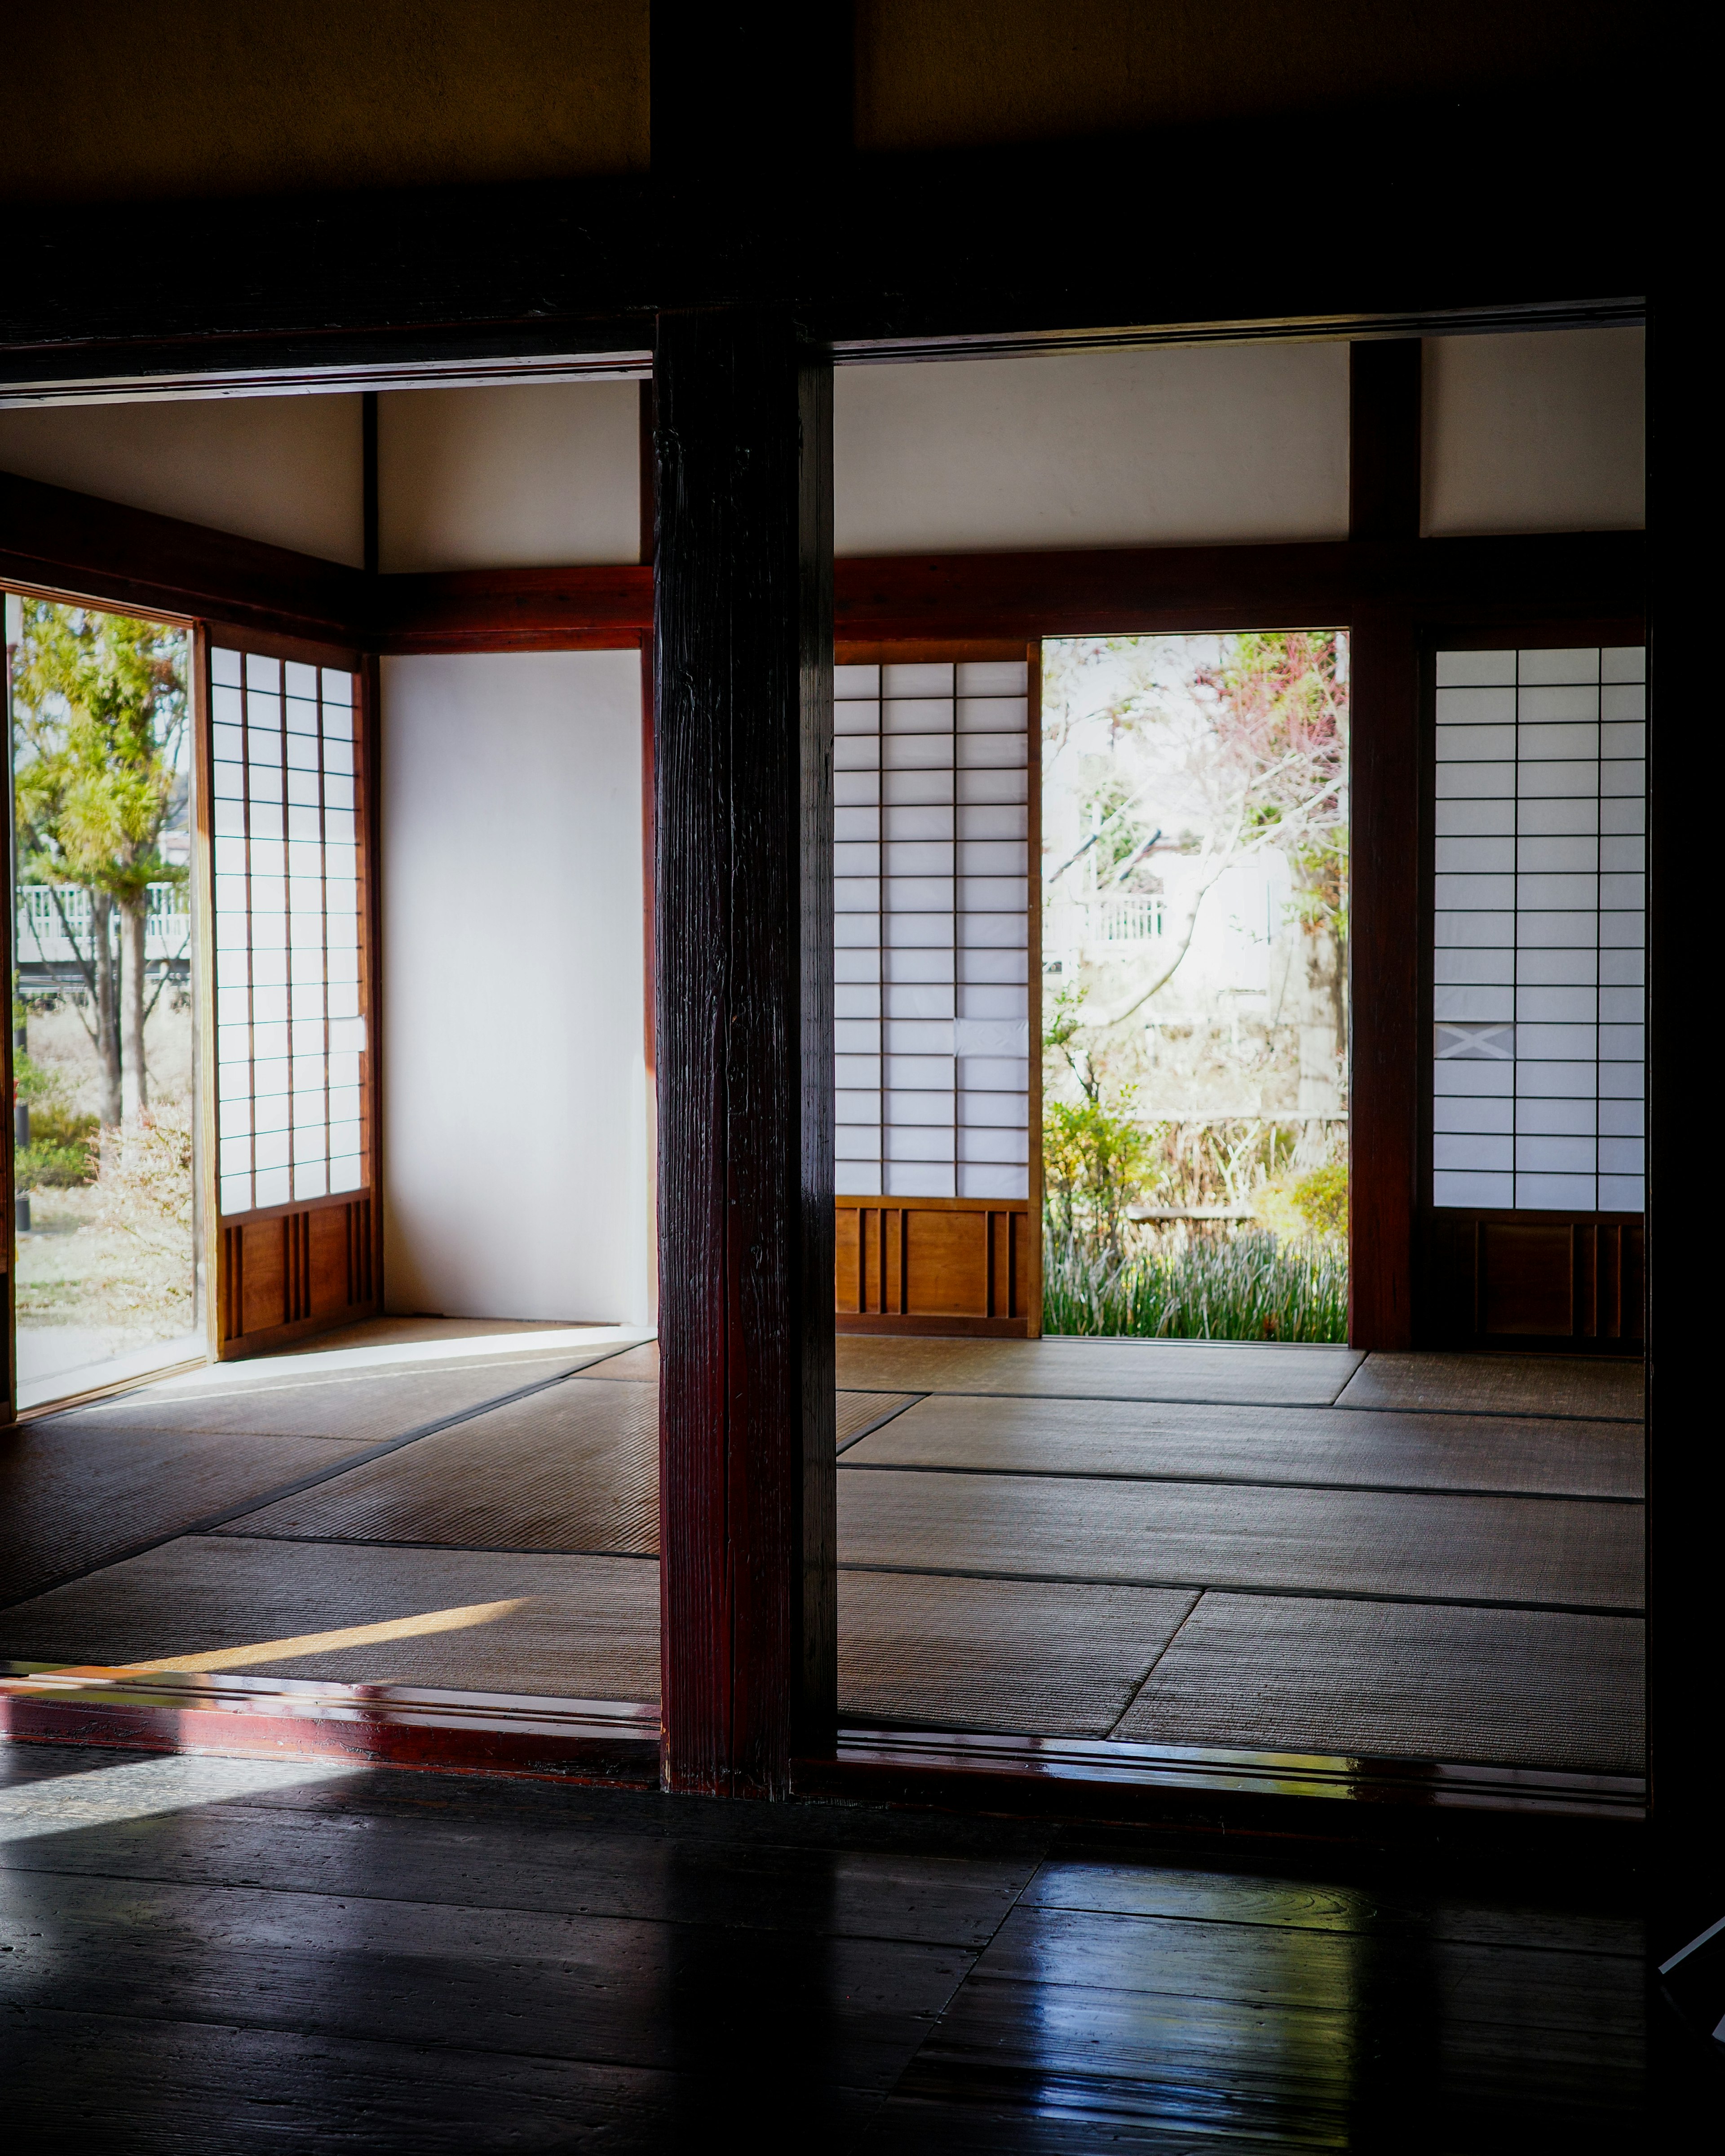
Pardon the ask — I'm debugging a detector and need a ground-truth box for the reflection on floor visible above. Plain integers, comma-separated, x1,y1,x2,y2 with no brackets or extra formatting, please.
0,1324,1644,1773
0,1742,1651,2147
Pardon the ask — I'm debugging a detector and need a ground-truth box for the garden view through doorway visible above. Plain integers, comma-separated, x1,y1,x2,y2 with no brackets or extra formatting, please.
7,592,198,1409
1040,631,1349,1340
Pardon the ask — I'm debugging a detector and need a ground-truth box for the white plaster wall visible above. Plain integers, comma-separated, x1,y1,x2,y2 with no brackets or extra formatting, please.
833,340,1350,554
377,382,641,571
380,649,650,1325
1422,327,1645,537
0,393,364,564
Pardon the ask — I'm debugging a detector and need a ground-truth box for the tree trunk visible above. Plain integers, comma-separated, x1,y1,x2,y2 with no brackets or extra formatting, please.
90,892,123,1127
120,897,148,1122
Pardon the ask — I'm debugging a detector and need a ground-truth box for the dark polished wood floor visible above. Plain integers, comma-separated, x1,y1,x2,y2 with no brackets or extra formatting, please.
0,1739,1655,2152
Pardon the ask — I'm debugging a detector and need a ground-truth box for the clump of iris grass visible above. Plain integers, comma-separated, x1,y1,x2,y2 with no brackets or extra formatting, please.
1043,1226,1347,1343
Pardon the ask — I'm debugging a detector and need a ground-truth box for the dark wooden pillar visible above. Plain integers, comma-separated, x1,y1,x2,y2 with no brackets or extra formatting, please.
1347,340,1423,1348
653,308,836,1798
1645,298,1717,1936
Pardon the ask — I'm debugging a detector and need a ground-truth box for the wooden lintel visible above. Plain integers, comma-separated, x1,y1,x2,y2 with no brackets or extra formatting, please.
3,466,1643,658
0,468,363,645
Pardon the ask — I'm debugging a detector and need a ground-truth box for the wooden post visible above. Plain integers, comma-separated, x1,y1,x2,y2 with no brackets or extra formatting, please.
653,307,836,1798
1348,340,1423,544
1346,340,1423,1348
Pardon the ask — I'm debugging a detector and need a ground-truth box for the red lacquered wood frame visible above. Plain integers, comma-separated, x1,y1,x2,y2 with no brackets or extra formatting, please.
0,1666,659,1783
0,1665,1642,1844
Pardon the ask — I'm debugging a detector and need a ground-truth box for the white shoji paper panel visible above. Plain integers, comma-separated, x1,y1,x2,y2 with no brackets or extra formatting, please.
212,645,369,1217
834,658,1031,1201
1433,644,1645,1214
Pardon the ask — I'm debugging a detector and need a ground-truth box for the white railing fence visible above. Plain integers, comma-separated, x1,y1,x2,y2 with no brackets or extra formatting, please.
1044,892,1167,953
16,881,191,967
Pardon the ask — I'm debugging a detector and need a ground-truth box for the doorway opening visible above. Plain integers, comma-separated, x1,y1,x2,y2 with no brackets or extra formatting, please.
7,592,200,1411
1040,631,1349,1340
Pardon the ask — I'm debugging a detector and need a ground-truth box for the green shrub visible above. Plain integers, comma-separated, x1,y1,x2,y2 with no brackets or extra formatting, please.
1044,1225,1348,1343
17,1101,100,1188
1293,1162,1349,1239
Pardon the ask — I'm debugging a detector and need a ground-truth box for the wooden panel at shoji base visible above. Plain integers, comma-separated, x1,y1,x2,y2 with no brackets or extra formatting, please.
1423,1211,1643,1349
836,1197,1035,1338
221,1192,376,1355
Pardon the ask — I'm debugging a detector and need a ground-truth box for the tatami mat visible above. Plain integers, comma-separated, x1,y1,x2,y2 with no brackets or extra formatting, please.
0,1537,662,1698
217,1378,659,1554
836,1573,1197,1737
1336,1352,1644,1420
213,1387,919,1555
0,1424,383,1611
834,1335,1362,1404
52,1353,596,1443
1115,1592,1645,1773
571,1343,659,1383
0,1329,1646,1770
844,1394,1644,1498
838,1471,1643,1609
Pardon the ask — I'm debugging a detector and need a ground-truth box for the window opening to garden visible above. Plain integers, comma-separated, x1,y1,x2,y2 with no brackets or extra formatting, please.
1040,632,1349,1340
7,590,199,1409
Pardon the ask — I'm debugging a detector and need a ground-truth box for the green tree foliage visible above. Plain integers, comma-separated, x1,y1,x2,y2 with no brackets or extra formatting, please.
1043,1095,1152,1259
12,602,187,1124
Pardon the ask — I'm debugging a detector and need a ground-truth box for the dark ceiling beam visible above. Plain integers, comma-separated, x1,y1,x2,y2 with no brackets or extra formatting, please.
0,73,1646,397
0,469,363,645
3,468,1643,653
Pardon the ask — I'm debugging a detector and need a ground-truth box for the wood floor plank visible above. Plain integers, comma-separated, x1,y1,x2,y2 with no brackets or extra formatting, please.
880,1975,1641,2153
838,1472,1644,1611
871,1903,1645,2150
0,1749,1646,2151
0,2008,883,2152
1114,1592,1644,1771
844,1393,1644,1497
834,1337,1363,1405
1335,1353,1644,1420
970,1902,1645,2032
1018,1859,1644,1957
0,1869,974,2093
0,1794,1039,1950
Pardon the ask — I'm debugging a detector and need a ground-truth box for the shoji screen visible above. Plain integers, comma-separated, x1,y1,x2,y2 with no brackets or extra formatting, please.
832,656,1038,1337
834,658,1031,1199
204,640,377,1350
1431,644,1645,1215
